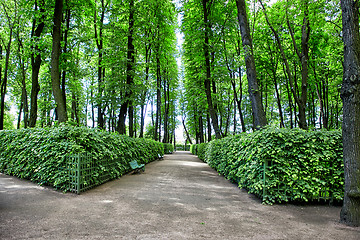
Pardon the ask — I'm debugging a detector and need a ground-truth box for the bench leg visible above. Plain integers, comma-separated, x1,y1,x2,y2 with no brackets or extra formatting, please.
132,168,144,174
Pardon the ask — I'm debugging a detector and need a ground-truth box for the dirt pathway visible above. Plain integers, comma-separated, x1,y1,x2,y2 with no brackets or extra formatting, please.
0,151,359,239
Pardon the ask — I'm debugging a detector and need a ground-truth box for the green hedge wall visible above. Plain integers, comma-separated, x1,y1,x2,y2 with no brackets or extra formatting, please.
0,126,164,191
190,143,207,159
190,144,196,154
163,143,174,154
192,128,344,204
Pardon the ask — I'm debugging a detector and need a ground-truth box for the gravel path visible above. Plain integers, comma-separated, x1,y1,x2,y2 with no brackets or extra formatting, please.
0,151,359,239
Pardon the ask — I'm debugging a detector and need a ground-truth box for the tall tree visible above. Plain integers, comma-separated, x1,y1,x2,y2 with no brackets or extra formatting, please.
286,0,310,130
126,0,135,137
202,0,222,139
117,0,135,135
0,1,15,130
235,0,267,129
28,0,45,127
94,0,107,129
340,0,360,227
50,0,67,123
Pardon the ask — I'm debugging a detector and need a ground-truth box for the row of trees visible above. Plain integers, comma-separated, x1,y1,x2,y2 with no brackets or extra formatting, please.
0,0,179,143
181,0,343,144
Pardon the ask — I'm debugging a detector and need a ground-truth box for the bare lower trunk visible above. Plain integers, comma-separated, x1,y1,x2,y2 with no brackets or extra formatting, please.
182,115,192,145
340,0,360,227
155,58,161,140
51,0,67,123
29,0,45,128
236,0,267,129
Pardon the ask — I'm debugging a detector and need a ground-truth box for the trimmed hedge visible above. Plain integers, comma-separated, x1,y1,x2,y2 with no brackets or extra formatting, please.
0,125,164,191
192,128,344,204
190,144,196,154
190,143,207,161
163,143,174,154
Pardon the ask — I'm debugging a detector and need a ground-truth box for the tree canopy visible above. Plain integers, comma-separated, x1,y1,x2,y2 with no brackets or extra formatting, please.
0,0,179,144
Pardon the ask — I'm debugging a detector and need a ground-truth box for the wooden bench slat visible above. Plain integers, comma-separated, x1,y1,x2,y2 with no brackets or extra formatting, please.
129,160,145,172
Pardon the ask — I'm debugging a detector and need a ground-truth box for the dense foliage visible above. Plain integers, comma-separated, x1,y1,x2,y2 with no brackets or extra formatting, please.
192,128,343,204
181,0,343,142
0,125,164,191
0,0,179,145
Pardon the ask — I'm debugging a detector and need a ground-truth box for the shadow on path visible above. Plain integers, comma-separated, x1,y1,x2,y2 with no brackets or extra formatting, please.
1,151,359,239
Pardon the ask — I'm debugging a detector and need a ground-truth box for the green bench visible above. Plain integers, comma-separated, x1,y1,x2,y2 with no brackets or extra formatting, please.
129,160,145,173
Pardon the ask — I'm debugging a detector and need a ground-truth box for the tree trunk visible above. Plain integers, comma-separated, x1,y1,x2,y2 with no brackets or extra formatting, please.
128,105,134,137
71,92,79,125
91,87,95,128
260,0,309,129
163,79,169,143
61,3,70,115
140,42,151,138
233,98,236,134
21,72,29,129
0,44,2,129
29,0,45,128
286,0,310,130
199,115,204,143
139,92,146,138
155,48,161,141
117,0,135,135
202,0,222,139
17,100,23,129
17,36,29,128
323,72,330,129
340,0,360,227
207,113,212,142
182,115,192,145
273,76,285,128
51,0,67,123
0,27,13,130
94,0,107,129
236,0,267,129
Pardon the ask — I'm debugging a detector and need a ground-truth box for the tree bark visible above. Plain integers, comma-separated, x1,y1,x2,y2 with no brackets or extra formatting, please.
127,0,135,137
207,113,212,142
0,44,2,129
340,0,360,227
155,46,161,141
71,92,79,125
0,24,13,130
17,100,23,129
51,0,67,123
163,77,171,143
139,38,151,138
182,114,192,145
236,0,267,129
17,36,29,128
139,92,146,138
61,3,71,115
29,0,45,127
117,0,135,135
